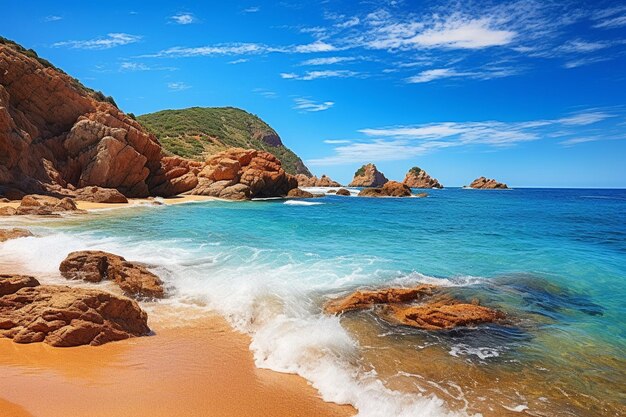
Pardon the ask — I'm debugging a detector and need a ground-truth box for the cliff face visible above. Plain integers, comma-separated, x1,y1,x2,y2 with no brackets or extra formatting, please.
468,177,509,189
348,163,388,187
402,167,443,189
0,41,191,197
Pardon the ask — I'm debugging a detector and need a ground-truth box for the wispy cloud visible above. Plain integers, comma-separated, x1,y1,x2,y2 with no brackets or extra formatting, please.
53,33,141,50
324,139,352,144
44,15,62,22
406,66,516,83
308,109,620,165
293,40,338,53
170,13,196,25
143,40,338,58
167,82,190,91
119,62,177,72
229,58,249,64
253,88,277,99
243,6,260,13
592,6,626,29
281,70,358,81
294,98,335,112
300,56,356,66
336,17,360,28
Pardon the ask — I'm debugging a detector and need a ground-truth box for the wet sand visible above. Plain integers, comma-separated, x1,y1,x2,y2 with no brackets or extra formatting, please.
0,306,355,417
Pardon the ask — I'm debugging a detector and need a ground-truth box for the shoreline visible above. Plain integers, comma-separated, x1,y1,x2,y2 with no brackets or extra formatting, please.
0,297,355,417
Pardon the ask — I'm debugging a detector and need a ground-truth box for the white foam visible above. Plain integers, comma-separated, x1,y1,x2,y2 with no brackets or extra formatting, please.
449,344,501,360
283,200,324,206
301,186,359,196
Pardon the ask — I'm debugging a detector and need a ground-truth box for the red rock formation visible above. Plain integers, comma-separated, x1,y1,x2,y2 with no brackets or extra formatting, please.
403,167,443,189
296,174,341,187
72,186,128,203
468,177,509,189
349,164,388,187
59,251,164,299
191,148,298,199
358,181,413,197
287,188,315,198
325,286,504,330
0,41,193,198
14,194,81,215
0,274,150,346
0,228,33,242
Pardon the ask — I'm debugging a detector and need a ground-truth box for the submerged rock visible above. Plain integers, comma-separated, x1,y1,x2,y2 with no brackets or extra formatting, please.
0,274,150,347
0,228,33,242
325,285,504,330
468,177,509,189
349,164,388,187
60,251,165,299
358,181,413,198
403,167,443,189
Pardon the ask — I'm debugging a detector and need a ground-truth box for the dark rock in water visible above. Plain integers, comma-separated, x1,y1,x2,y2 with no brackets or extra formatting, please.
336,188,351,196
287,188,315,198
60,251,165,299
358,181,412,198
468,177,508,189
0,274,150,346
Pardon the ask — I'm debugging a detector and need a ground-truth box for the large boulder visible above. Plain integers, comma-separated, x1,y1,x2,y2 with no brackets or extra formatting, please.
0,274,150,346
0,228,33,242
72,186,128,203
335,188,351,196
325,285,504,330
468,177,509,189
403,167,443,189
358,181,413,198
191,148,298,199
287,188,315,198
14,194,81,215
59,251,164,299
349,164,388,187
295,174,341,187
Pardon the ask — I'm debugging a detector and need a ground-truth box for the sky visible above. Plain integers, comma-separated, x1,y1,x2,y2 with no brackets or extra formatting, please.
2,0,626,187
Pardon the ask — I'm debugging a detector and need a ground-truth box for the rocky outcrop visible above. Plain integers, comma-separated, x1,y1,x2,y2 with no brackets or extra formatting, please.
0,274,150,346
349,164,388,187
403,167,443,189
0,228,33,242
287,188,315,198
59,251,164,299
0,40,191,198
358,181,413,197
190,148,298,200
325,285,504,330
295,174,341,187
335,188,351,196
14,195,81,215
72,186,128,203
468,177,509,189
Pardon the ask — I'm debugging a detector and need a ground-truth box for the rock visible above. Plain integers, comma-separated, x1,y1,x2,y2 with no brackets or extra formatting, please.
349,164,388,187
59,251,164,299
381,300,505,330
325,286,504,330
287,188,315,198
415,192,428,198
295,174,341,187
468,177,509,189
191,148,298,199
0,275,150,346
358,181,413,198
325,285,436,314
15,195,81,215
73,186,128,203
0,41,185,199
0,228,33,242
403,167,443,189
335,188,351,196
0,206,16,216
0,198,8,203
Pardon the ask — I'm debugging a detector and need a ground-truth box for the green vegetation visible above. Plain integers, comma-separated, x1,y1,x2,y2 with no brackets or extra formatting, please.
354,165,367,177
409,166,423,175
137,107,311,175
1,36,118,108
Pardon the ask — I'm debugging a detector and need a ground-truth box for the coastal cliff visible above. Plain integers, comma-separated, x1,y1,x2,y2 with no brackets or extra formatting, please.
403,167,443,189
348,163,388,187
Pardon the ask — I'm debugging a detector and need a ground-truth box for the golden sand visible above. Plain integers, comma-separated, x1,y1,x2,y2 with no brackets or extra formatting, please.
0,306,354,417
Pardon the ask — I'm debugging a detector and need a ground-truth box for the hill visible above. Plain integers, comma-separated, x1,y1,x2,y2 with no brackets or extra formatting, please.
137,107,311,176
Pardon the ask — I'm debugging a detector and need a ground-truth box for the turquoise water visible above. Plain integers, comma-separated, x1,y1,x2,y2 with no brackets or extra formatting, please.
1,188,625,416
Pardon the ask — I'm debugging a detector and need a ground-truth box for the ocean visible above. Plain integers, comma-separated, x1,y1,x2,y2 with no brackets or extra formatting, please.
1,187,625,416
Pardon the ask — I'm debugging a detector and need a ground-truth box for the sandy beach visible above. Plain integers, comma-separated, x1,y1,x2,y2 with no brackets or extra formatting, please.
0,303,355,417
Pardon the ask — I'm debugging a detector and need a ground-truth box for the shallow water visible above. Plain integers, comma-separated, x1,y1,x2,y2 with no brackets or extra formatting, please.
1,188,625,416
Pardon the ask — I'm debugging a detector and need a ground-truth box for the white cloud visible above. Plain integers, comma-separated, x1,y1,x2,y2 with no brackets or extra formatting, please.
253,88,277,99
170,13,196,25
411,16,516,49
324,140,352,144
593,6,626,29
300,56,355,66
167,82,190,91
558,111,613,125
120,62,150,71
144,43,269,57
229,58,249,64
281,70,358,81
406,68,465,83
406,66,516,83
294,40,337,53
336,17,360,28
563,56,611,69
243,6,260,13
559,137,600,146
559,39,611,53
360,123,466,139
53,33,141,50
294,98,335,112
44,15,62,22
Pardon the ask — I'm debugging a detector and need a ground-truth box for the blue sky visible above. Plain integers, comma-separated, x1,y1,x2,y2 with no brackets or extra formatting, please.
3,0,626,187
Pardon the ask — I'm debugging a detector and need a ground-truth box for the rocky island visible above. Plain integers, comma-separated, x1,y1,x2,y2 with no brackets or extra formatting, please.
468,177,509,189
403,166,443,189
348,163,389,187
